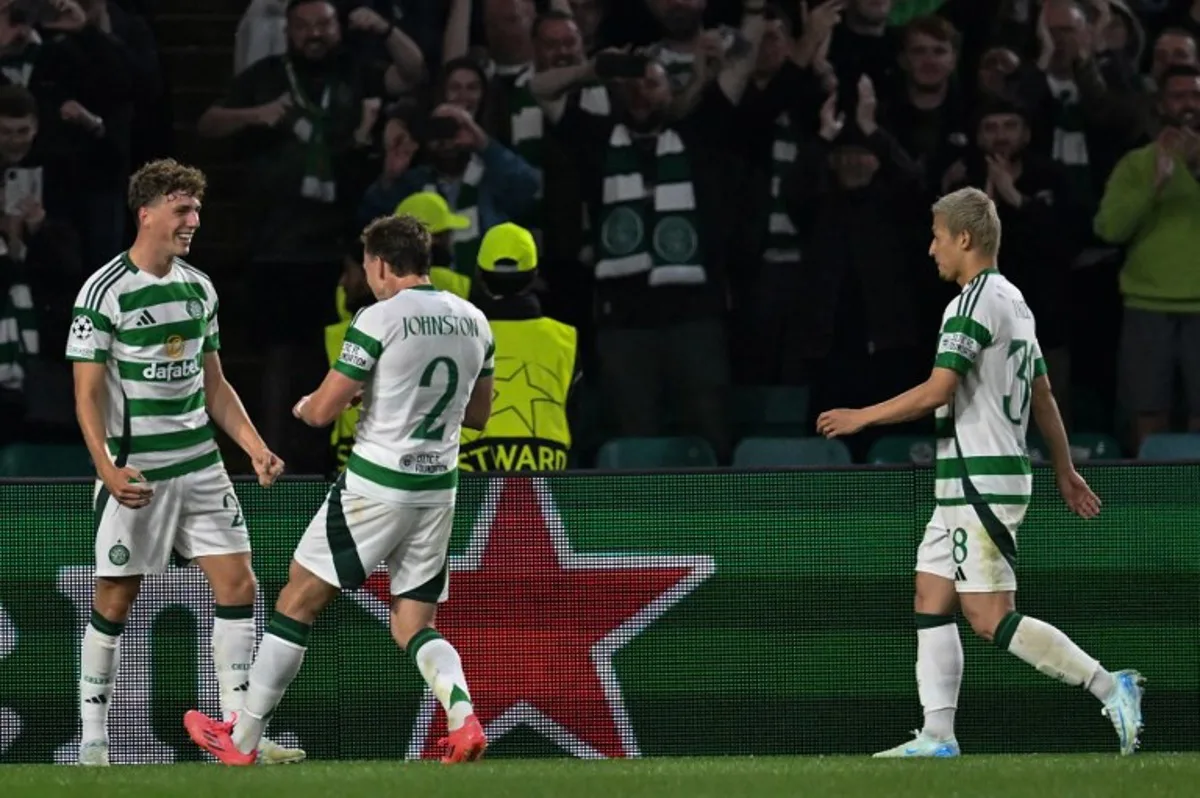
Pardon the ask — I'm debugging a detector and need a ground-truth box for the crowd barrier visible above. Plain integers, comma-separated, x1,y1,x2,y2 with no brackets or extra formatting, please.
0,464,1195,763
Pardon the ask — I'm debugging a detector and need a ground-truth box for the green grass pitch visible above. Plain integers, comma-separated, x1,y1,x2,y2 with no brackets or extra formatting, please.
3,755,1200,798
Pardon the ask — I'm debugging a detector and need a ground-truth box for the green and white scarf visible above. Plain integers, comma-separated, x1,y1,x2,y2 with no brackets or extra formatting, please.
764,112,801,264
510,69,544,173
1045,76,1093,204
424,155,485,275
510,69,613,172
284,56,336,203
647,26,738,93
595,124,705,286
0,276,37,393
510,69,613,246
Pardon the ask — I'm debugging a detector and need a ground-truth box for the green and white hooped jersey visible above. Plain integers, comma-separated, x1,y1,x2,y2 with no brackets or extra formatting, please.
932,269,1046,508
332,285,494,506
66,253,222,482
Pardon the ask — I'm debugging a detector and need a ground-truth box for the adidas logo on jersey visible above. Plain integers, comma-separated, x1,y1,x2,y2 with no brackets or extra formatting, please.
142,360,200,381
134,310,157,327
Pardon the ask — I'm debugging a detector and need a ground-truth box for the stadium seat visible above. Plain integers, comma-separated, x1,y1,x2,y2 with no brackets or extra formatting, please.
866,435,937,465
1067,432,1123,461
595,437,718,469
0,443,94,477
1137,433,1200,462
1027,432,1124,464
730,385,811,438
732,437,852,467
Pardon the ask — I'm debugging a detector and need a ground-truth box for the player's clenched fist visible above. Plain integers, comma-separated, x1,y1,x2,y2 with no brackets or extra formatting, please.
100,465,153,509
250,447,285,488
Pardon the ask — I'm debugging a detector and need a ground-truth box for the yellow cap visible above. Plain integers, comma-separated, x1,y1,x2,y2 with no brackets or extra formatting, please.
394,192,470,234
477,222,538,273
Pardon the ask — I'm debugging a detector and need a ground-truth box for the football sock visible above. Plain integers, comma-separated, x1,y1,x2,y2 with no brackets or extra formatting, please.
212,605,256,722
80,609,123,744
408,628,474,732
994,612,1115,701
231,612,309,755
915,613,962,741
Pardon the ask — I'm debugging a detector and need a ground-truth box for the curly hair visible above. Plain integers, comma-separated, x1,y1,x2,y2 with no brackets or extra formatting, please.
361,214,433,277
127,158,207,213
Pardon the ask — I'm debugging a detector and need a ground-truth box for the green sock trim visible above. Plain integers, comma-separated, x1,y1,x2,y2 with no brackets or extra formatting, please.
266,611,311,648
214,604,254,621
449,684,472,707
406,627,443,660
915,612,956,630
89,608,124,637
994,611,1024,651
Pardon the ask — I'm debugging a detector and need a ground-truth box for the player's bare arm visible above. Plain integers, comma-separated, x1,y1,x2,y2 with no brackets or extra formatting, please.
203,351,284,487
293,369,364,428
817,368,960,438
73,361,153,508
1031,374,1101,519
463,374,494,431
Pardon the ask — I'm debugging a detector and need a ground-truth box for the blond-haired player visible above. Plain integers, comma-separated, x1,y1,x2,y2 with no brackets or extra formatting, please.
817,187,1145,757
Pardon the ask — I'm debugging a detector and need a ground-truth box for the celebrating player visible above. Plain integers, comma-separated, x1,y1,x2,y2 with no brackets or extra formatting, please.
65,159,303,765
817,187,1144,757
183,214,495,765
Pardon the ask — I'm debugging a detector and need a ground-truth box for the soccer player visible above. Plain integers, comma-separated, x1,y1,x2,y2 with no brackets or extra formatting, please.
182,214,495,765
66,159,304,766
816,187,1145,757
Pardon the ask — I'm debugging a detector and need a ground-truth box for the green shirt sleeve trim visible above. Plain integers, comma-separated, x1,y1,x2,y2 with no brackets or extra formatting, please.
333,360,370,381
934,351,973,375
1034,356,1047,377
940,315,993,348
343,324,384,358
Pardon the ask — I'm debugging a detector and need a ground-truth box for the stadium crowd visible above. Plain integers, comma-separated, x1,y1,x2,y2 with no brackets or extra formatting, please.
3,0,1200,472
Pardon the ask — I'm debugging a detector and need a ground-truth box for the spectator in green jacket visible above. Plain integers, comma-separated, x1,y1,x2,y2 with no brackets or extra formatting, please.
1094,65,1200,453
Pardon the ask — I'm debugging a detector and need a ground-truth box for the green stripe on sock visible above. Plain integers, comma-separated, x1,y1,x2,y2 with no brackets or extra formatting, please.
267,611,311,648
449,684,472,707
915,612,956,629
214,604,254,621
89,608,124,637
994,611,1024,650
406,627,443,659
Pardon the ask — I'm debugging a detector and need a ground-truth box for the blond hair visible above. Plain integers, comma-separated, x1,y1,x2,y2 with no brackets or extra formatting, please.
931,187,1001,259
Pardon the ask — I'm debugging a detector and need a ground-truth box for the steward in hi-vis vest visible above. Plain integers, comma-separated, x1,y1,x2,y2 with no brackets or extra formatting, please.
322,245,375,471
460,223,577,471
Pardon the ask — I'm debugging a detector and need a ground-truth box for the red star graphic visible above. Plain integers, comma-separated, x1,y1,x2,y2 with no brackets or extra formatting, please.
357,477,713,759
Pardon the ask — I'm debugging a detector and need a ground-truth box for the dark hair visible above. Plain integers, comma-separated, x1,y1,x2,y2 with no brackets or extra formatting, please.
361,214,432,277
762,2,793,33
974,96,1030,129
532,8,575,40
902,14,961,51
0,85,36,120
480,270,536,299
286,0,335,14
440,56,487,95
127,158,207,213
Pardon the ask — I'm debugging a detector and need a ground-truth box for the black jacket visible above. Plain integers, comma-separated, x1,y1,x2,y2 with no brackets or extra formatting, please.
782,128,928,359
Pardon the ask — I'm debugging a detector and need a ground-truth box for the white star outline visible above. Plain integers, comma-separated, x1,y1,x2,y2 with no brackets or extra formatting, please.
347,477,716,759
